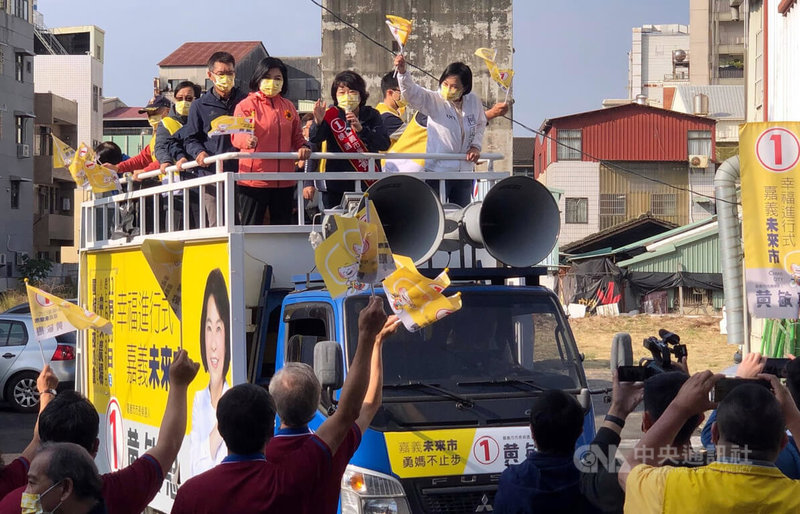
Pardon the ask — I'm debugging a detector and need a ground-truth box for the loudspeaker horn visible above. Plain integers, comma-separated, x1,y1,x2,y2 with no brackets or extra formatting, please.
461,175,560,267
365,175,445,264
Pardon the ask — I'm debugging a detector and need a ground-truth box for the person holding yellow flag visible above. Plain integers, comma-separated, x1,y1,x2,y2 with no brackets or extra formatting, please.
231,57,311,225
394,54,488,207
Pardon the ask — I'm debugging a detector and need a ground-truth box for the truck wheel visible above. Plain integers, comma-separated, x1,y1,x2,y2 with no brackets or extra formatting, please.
5,371,40,413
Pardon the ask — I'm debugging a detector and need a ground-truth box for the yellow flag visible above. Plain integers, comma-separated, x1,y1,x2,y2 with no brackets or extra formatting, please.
382,254,462,332
208,114,255,137
141,239,183,319
70,143,119,194
314,202,395,298
52,135,75,169
26,282,112,339
474,47,497,63
490,67,514,90
386,15,413,48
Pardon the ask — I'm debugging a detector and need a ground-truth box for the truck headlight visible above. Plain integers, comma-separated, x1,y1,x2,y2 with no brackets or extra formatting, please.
340,465,411,514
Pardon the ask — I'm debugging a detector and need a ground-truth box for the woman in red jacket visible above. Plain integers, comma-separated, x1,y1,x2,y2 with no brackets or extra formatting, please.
232,57,311,225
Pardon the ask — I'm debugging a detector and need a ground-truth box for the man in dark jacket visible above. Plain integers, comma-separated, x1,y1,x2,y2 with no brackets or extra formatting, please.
494,390,593,513
182,51,247,226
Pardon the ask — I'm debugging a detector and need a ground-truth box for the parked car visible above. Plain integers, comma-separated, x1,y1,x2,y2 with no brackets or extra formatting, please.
0,314,76,412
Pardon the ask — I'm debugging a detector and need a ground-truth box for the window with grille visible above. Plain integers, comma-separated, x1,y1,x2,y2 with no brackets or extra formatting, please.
15,53,24,82
557,129,582,160
688,130,712,156
600,194,626,216
652,194,677,216
565,197,588,224
93,86,99,112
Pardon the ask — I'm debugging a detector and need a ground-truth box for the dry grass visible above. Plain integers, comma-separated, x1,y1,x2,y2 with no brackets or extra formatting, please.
571,314,737,374
0,289,27,313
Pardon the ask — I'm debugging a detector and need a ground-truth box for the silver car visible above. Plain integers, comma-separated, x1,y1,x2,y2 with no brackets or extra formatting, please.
0,314,76,412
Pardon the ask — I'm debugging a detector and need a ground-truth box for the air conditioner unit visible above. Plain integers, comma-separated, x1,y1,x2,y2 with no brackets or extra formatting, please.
0,254,6,266
17,144,30,158
62,198,71,211
689,155,709,168
15,252,27,266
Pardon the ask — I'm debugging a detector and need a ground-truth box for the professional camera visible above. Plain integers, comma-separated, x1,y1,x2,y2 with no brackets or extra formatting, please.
616,329,688,382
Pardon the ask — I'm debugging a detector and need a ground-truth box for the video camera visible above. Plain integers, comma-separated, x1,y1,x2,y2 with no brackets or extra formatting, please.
616,329,688,382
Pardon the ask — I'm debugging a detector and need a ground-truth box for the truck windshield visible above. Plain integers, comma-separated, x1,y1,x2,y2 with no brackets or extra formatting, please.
344,289,582,396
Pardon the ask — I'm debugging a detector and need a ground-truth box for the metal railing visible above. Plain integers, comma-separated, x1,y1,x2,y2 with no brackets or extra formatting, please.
81,152,508,249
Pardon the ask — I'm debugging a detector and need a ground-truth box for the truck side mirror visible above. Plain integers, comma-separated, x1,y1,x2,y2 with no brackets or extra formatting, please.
314,340,344,390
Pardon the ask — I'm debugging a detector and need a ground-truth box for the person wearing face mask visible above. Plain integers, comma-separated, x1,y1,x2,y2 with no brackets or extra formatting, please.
394,55,488,207
153,81,202,229
20,443,105,514
375,72,407,144
230,57,311,225
182,51,248,227
309,70,391,209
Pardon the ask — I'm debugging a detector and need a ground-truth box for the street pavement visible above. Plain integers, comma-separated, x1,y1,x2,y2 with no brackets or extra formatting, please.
0,402,36,462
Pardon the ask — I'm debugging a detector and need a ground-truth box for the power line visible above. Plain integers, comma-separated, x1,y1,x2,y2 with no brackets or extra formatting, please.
309,0,739,206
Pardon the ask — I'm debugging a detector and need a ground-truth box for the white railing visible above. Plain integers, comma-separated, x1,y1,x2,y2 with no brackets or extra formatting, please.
81,152,508,250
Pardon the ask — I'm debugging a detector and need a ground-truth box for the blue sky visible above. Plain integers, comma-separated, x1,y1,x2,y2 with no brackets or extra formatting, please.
37,0,688,136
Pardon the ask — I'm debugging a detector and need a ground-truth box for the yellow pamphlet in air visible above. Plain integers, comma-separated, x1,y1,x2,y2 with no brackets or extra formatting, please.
141,239,184,320
52,135,75,169
208,115,255,137
314,200,395,297
70,143,119,193
386,15,413,48
382,254,462,332
26,282,112,339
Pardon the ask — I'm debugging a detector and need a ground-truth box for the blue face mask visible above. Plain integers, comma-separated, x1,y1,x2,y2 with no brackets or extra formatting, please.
20,480,63,514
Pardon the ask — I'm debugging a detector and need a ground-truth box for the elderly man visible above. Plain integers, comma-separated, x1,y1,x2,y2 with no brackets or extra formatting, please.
22,442,105,514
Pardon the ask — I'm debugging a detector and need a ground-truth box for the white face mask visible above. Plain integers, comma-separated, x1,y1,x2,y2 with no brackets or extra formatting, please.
21,481,63,514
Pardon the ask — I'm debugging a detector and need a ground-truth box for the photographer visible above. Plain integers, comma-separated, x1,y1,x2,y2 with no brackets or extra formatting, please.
618,371,800,513
700,353,800,478
580,370,704,513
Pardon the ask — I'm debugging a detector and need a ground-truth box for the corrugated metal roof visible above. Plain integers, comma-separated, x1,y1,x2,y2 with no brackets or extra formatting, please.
158,41,266,67
616,225,720,273
614,216,717,253
672,85,745,120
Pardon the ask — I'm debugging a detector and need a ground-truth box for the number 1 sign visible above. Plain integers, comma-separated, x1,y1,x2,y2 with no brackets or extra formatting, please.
741,123,800,319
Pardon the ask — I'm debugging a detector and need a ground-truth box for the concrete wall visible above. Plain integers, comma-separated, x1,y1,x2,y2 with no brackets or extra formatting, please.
34,55,104,148
629,26,689,105
540,161,601,245
690,0,711,84
767,2,800,121
0,10,35,290
321,0,513,172
745,0,764,122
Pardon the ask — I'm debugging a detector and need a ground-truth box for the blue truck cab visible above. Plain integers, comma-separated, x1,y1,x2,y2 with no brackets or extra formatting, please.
263,272,595,513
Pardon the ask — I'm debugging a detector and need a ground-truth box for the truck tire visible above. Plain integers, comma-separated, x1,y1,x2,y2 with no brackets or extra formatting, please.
5,371,40,413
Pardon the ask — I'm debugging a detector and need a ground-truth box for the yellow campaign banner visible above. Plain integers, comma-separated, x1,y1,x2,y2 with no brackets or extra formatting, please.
208,114,254,137
84,241,230,506
491,67,514,90
52,135,75,169
385,426,535,478
141,239,183,320
741,122,800,318
474,47,498,63
26,282,111,339
382,254,461,332
70,143,120,193
68,143,91,190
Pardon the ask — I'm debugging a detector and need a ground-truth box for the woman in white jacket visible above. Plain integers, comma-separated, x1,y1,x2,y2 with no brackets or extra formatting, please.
394,54,487,206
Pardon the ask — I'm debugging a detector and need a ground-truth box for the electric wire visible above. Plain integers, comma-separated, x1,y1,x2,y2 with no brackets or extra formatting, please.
310,0,739,206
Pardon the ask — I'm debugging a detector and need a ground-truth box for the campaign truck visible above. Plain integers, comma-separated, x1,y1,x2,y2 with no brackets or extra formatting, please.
77,152,596,513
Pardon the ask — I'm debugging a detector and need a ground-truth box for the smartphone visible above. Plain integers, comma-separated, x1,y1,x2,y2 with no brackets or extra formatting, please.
763,358,790,378
711,377,772,403
617,366,655,382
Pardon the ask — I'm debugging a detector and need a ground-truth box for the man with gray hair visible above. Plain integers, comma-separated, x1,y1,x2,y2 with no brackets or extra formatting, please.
266,314,399,513
21,442,104,514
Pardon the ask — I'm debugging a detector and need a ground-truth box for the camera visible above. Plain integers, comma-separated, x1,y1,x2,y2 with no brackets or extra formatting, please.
617,329,687,382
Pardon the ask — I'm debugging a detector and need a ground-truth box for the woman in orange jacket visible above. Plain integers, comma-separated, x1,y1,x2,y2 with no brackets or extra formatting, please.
232,57,311,225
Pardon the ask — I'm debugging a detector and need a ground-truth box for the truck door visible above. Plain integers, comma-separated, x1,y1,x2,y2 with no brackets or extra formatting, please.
282,302,336,370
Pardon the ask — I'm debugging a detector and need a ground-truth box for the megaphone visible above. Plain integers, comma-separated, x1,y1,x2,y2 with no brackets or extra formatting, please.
365,175,444,264
461,176,560,267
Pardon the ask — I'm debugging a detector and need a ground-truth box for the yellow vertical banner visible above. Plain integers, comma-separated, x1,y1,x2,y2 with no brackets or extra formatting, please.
741,122,800,318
